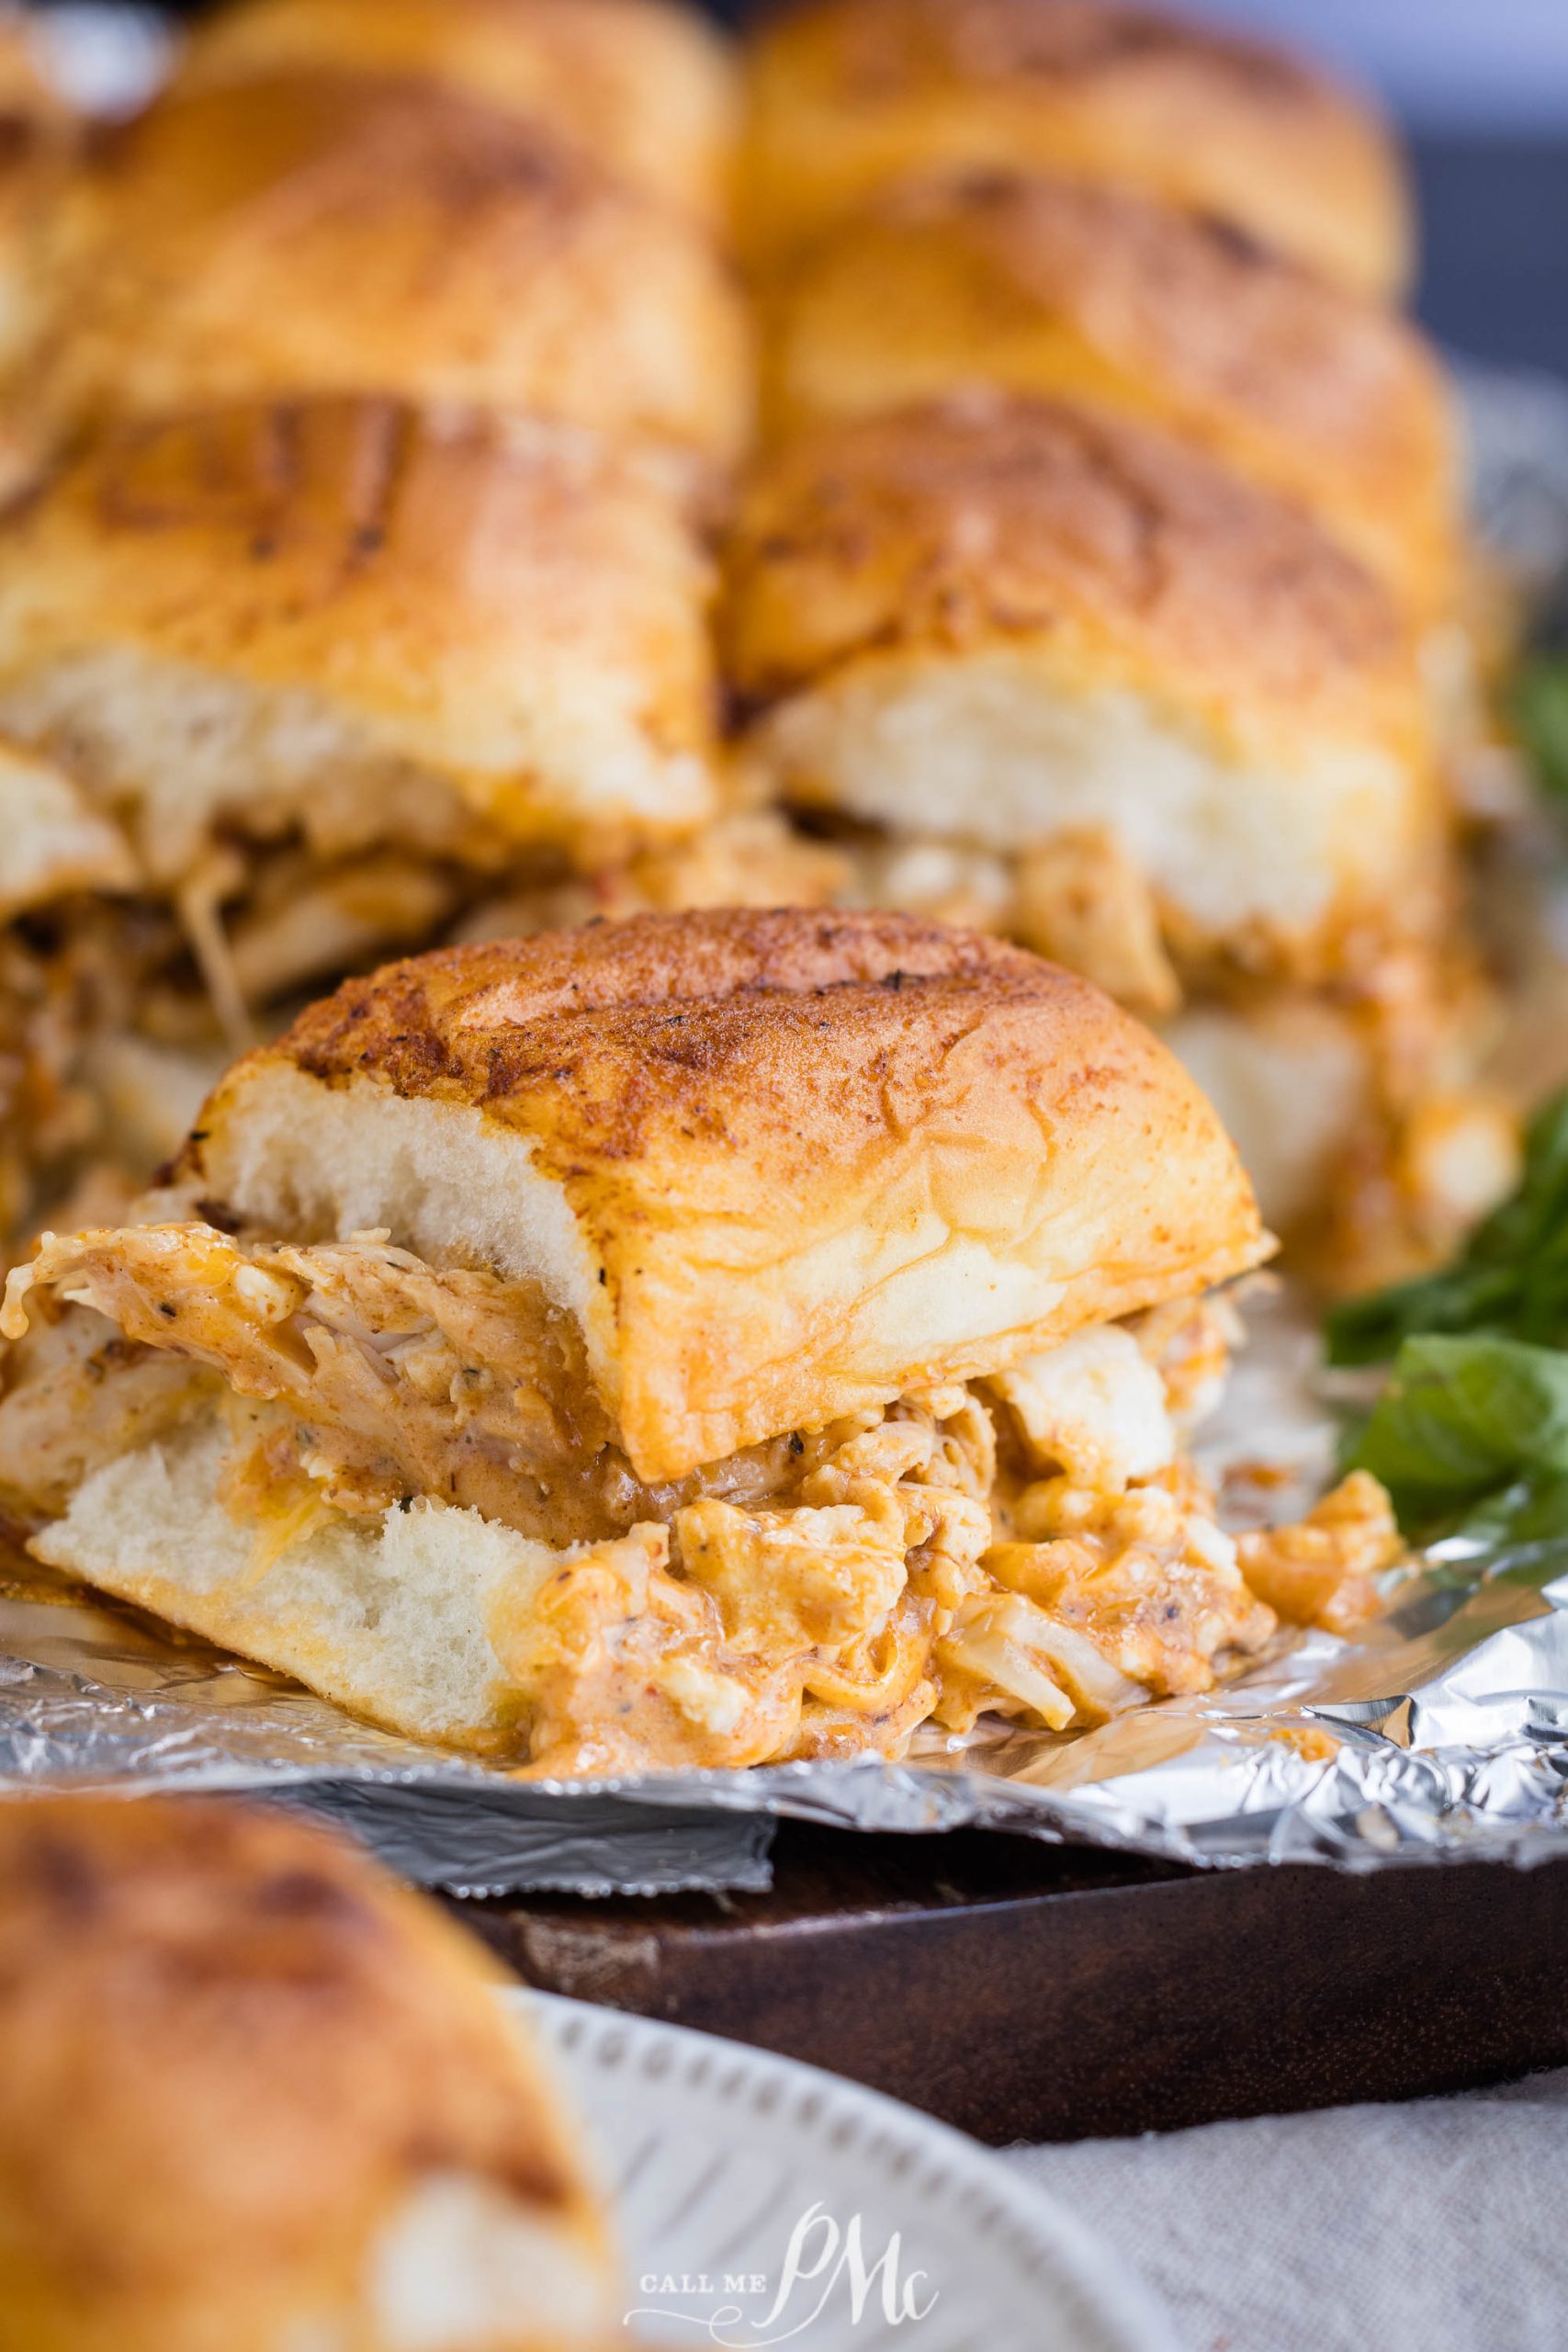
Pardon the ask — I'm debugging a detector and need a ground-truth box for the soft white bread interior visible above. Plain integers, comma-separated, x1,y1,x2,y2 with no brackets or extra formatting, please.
1165,997,1374,1233
0,400,719,883
0,736,135,918
174,0,739,228
725,395,1443,985
0,1794,616,2352
28,1409,609,1753
172,909,1270,1481
1168,989,1517,1282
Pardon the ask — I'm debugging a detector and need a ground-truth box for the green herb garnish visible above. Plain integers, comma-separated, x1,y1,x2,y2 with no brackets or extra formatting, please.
1347,1333,1568,1540
1514,652,1568,805
1327,1084,1568,1542
1327,1086,1568,1366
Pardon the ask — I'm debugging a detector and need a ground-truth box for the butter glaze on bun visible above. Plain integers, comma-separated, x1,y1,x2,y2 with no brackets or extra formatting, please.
742,0,1411,295
175,0,739,228
181,908,1269,1481
761,168,1456,614
0,1796,615,2352
0,399,718,883
37,74,750,467
725,394,1440,984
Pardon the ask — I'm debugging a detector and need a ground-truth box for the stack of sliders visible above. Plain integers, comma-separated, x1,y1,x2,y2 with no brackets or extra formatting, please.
726,0,1517,1289
0,1794,619,2349
0,909,1399,1776
0,0,836,1242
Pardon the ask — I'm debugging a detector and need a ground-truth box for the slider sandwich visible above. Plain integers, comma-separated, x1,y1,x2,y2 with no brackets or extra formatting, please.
756,164,1506,801
0,397,746,1233
741,0,1412,299
756,164,1514,803
0,398,719,906
0,1796,617,2351
0,2,775,1236
18,72,752,480
761,168,1458,624
175,0,739,232
724,396,1513,1272
0,910,1400,1776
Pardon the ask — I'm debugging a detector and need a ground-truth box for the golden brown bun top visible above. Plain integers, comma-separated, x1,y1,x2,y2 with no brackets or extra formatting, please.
84,67,695,253
0,1796,609,2352
175,0,739,227
84,67,637,248
46,73,750,464
273,904,1222,1153
0,398,698,628
762,169,1456,611
0,399,717,863
743,0,1411,295
215,909,1270,1477
725,391,1425,761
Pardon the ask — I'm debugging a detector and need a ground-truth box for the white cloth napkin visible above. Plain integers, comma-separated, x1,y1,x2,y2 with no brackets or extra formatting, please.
1004,2070,1568,2352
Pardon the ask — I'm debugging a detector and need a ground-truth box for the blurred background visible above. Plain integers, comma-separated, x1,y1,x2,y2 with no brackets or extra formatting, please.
30,0,1568,374
1142,0,1568,379
725,0,1568,375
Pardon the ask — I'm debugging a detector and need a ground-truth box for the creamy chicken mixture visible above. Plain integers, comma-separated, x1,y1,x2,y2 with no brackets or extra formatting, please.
0,905,194,1245
831,820,1180,1017
0,1221,1401,1775
1,926,91,1238
1,808,850,1255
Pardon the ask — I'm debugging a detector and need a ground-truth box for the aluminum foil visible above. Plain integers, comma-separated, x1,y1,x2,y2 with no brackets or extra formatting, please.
5,15,1568,1891
4,1288,1568,1892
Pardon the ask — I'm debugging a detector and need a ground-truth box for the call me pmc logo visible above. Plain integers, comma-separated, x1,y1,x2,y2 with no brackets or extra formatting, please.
629,2199,940,2345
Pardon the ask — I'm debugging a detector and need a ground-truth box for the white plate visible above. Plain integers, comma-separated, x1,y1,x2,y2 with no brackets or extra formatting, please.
519,1991,1178,2351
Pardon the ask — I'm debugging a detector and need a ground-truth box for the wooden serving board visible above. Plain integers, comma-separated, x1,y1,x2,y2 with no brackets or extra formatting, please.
451,1823,1568,2144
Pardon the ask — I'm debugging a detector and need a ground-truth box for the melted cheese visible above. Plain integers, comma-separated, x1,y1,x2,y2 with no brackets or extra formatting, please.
0,1220,1395,1773
987,1325,1175,1491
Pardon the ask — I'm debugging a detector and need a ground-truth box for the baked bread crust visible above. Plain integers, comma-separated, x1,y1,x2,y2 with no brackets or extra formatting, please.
39,74,750,466
722,399,1441,987
725,392,1426,756
186,908,1271,1479
761,169,1455,613
175,0,739,227
0,1796,614,2352
742,0,1411,295
0,399,719,869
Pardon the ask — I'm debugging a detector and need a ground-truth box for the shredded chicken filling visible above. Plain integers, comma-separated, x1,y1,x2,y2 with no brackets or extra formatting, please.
1,810,850,1250
0,1227,1401,1775
0,903,203,1243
